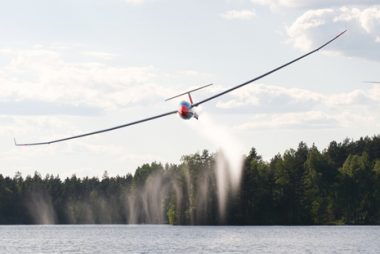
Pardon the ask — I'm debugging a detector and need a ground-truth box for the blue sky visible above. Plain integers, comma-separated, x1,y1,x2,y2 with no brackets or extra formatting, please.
0,0,379,177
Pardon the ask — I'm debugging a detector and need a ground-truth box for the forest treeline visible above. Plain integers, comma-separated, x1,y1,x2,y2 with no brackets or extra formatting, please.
1,135,380,225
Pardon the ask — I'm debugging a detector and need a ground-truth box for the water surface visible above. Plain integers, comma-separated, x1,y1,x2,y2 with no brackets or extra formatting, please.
0,225,379,253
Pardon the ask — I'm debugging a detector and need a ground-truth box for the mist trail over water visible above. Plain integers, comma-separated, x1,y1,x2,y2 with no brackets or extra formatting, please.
27,192,57,224
126,169,183,224
188,112,244,220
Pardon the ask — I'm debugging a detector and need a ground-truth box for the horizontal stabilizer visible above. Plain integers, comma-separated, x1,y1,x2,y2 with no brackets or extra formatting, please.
165,83,213,101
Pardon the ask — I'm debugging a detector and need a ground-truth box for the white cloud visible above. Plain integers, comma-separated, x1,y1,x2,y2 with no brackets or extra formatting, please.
236,109,376,130
286,6,380,60
81,51,117,60
216,84,323,113
237,111,338,130
251,0,297,8
251,0,375,9
122,0,151,5
286,8,334,51
0,46,175,113
214,83,380,130
220,9,256,20
248,1,380,61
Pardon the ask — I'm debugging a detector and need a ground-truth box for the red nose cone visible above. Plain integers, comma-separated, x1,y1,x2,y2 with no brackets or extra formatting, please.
179,105,190,119
178,102,193,120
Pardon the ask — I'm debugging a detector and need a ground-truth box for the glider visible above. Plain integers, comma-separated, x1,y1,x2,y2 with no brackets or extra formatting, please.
14,30,346,146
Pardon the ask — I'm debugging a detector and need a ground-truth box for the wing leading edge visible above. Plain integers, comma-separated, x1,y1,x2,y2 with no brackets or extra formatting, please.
191,30,347,107
15,31,346,146
14,110,178,146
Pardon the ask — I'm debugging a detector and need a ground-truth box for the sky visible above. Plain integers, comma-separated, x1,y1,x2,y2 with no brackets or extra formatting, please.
0,0,379,178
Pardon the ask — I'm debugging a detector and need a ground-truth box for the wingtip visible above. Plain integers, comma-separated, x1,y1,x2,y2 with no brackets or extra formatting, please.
338,30,347,37
13,137,17,146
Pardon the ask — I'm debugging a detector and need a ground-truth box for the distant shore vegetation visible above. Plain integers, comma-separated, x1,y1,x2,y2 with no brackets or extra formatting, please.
1,135,380,225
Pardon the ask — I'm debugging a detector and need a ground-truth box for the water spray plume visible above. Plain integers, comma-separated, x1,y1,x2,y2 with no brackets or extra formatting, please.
188,113,244,220
27,192,57,224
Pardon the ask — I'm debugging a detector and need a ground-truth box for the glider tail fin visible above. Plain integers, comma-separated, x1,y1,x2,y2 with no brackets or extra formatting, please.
165,83,213,105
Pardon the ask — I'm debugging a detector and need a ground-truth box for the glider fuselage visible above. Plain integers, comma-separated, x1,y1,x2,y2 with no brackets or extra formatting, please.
178,100,198,120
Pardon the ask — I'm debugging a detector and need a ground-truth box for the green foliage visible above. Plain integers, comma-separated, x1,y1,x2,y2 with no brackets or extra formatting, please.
167,203,176,225
0,135,379,224
133,162,163,188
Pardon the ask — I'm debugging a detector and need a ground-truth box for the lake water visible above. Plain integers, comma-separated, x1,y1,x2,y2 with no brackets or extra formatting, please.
0,225,379,253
